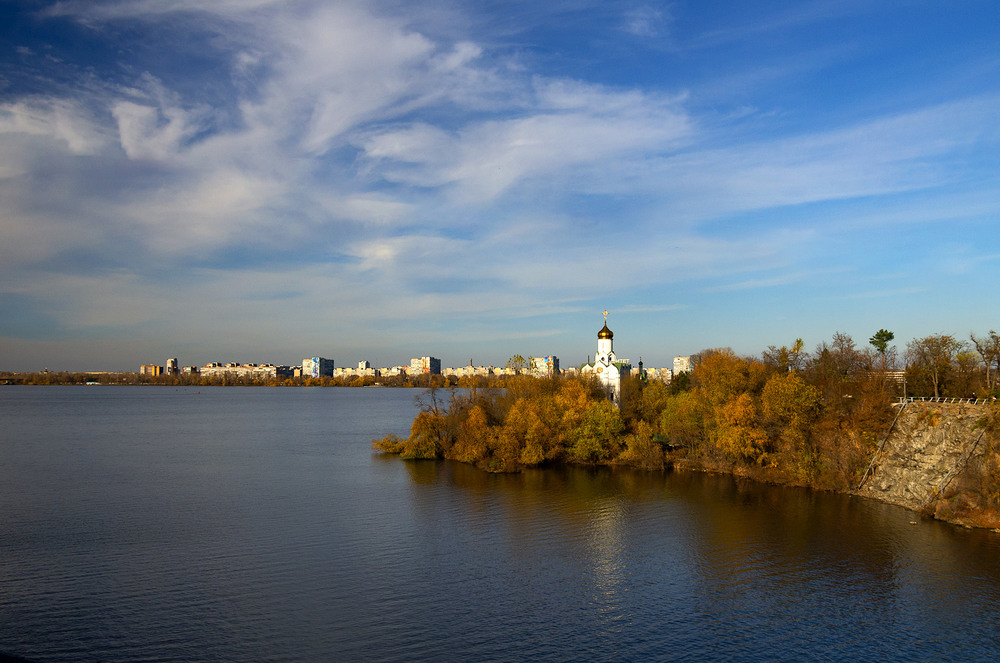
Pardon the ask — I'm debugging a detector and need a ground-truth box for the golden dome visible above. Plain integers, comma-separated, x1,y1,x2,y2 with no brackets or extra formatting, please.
598,323,613,340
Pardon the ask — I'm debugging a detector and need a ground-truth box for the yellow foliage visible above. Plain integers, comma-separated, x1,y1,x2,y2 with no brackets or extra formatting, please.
555,379,592,432
450,404,492,464
761,372,820,423
761,372,821,463
659,391,702,447
502,399,551,467
617,421,664,470
569,399,625,463
401,411,445,459
372,434,406,454
488,426,523,472
715,392,768,463
723,392,758,427
639,379,673,424
693,349,768,407
378,350,897,489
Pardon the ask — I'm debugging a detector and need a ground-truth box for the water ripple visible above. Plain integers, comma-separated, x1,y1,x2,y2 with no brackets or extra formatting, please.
3,388,1000,661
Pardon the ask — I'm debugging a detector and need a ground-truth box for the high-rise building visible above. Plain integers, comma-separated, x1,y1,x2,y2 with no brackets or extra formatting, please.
530,356,560,376
302,357,335,378
166,358,178,375
410,356,441,375
201,362,293,381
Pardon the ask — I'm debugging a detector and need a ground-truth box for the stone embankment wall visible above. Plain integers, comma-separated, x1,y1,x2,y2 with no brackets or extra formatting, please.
856,401,992,512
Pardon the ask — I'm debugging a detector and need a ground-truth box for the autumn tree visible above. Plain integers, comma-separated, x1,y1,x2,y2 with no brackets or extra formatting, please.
688,348,768,461
692,348,768,408
497,397,552,469
638,379,673,427
906,333,965,398
568,400,624,463
953,349,983,398
761,372,821,478
554,377,599,434
806,332,864,404
401,410,448,459
668,369,692,394
715,392,769,464
616,420,664,470
762,338,805,372
658,391,702,450
449,403,493,465
505,354,528,375
971,330,1000,392
618,374,646,429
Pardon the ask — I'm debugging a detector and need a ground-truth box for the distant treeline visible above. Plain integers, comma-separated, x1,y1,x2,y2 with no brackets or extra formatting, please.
374,331,1000,520
6,329,999,395
0,371,472,388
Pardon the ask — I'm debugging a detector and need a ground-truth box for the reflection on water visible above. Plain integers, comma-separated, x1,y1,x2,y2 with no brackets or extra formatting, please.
2,387,1000,662
395,459,1000,661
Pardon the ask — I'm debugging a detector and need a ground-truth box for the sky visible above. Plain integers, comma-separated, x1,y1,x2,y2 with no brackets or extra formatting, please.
1,0,999,372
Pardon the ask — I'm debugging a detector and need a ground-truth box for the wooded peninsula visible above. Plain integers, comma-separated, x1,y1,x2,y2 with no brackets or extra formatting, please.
374,331,1000,529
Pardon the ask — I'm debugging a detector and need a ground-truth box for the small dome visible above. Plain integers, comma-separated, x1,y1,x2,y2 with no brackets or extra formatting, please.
598,323,613,340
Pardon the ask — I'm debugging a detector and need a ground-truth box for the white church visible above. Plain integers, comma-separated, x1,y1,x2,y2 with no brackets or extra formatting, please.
580,310,631,404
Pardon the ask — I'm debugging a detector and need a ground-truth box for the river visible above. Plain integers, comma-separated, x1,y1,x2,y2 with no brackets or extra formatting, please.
1,386,999,661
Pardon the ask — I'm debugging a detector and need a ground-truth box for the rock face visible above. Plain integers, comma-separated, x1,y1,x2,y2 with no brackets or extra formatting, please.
856,402,990,511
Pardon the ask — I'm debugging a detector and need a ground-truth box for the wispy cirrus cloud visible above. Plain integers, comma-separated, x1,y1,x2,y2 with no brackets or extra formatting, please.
2,1,999,369
357,79,692,202
0,98,110,156
621,5,667,38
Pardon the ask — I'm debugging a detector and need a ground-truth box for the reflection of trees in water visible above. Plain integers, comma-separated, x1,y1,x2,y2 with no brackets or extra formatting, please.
392,458,1000,652
678,474,900,644
653,472,1000,653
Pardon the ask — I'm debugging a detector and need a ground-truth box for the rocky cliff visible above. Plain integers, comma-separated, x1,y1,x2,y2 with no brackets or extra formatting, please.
856,401,996,524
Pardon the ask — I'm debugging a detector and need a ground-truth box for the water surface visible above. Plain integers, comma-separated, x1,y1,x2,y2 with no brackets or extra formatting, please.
1,386,999,661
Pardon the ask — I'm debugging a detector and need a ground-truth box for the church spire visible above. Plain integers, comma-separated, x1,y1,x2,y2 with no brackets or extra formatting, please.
592,309,621,405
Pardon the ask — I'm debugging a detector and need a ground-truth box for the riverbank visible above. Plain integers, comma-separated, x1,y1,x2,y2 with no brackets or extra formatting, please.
664,453,1000,530
373,372,1000,529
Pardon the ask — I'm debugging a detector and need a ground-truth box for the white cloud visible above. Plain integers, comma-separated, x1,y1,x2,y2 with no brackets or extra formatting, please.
277,6,436,154
349,234,473,274
4,0,1000,370
433,41,482,71
621,6,665,38
111,100,200,161
44,0,286,21
358,84,692,202
0,98,109,156
362,122,456,166
97,168,289,252
621,94,1000,222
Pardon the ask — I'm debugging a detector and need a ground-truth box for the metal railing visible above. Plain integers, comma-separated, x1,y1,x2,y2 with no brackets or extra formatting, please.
896,396,994,406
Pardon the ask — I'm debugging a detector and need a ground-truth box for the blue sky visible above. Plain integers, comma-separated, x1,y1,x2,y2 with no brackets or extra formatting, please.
1,0,998,372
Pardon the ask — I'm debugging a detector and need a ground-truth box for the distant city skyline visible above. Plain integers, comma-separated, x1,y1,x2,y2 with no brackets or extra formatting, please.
2,2,999,372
